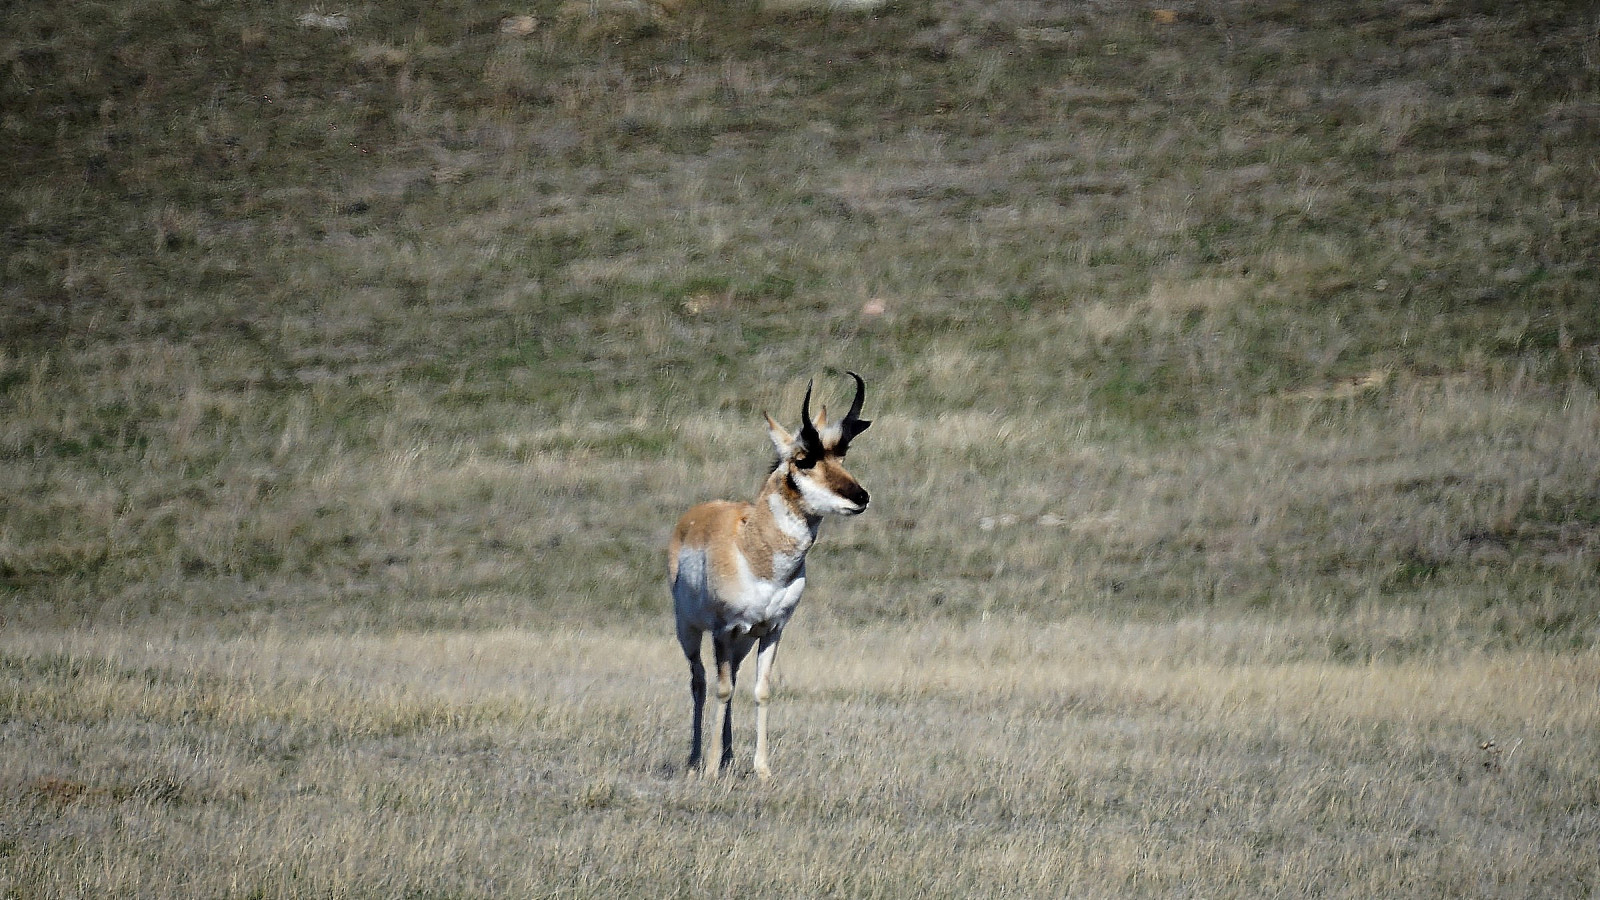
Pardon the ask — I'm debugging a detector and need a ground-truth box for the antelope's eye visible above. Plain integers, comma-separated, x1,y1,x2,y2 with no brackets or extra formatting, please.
794,452,817,470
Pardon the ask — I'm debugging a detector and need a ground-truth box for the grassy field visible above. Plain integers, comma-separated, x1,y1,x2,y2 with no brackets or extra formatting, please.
3,621,1596,896
3,0,1599,895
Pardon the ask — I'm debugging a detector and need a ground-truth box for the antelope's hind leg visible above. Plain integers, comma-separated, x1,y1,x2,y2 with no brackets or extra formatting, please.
678,623,707,775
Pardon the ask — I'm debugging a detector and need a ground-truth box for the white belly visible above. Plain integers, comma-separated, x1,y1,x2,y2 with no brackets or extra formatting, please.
673,547,806,636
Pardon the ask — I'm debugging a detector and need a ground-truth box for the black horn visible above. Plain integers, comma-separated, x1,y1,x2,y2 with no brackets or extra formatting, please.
837,371,872,449
798,379,823,452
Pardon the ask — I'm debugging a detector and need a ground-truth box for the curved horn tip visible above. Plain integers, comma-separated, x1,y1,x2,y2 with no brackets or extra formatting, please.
843,370,866,417
798,378,821,441
828,370,869,446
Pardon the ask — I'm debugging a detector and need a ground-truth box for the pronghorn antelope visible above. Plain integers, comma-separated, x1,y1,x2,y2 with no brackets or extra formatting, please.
669,372,873,778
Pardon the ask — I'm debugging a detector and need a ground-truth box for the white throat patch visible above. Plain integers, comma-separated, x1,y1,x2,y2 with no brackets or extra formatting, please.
768,491,818,542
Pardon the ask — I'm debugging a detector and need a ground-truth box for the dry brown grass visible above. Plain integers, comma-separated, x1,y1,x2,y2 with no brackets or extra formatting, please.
2,620,1596,897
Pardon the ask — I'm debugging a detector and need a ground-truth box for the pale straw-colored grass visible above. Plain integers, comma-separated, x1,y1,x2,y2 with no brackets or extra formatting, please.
3,620,1594,897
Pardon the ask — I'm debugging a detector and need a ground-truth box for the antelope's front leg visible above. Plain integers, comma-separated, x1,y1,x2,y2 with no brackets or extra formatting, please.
712,637,738,773
751,633,783,779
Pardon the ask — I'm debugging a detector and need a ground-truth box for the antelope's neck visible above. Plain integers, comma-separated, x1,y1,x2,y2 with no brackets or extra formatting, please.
743,472,821,583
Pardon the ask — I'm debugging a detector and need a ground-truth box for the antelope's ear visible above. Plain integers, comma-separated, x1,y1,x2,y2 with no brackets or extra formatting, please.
764,412,795,458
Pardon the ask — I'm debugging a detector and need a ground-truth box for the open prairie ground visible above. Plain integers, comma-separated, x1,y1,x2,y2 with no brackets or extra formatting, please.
3,0,1599,895
2,620,1597,896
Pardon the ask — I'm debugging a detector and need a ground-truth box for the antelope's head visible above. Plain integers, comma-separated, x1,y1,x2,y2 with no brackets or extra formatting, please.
766,371,873,517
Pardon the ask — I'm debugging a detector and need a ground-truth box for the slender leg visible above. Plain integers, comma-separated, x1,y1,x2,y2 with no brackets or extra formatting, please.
687,655,707,773
713,636,736,773
713,632,759,774
751,632,782,779
679,626,706,774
